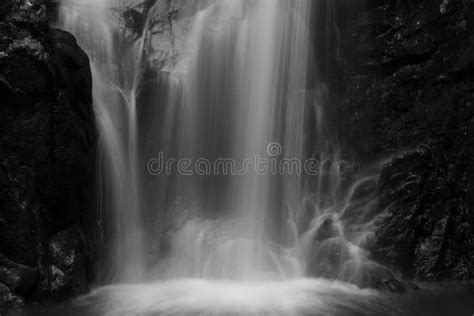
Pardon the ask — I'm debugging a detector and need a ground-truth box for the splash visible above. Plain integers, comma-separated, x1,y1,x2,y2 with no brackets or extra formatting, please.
75,279,397,316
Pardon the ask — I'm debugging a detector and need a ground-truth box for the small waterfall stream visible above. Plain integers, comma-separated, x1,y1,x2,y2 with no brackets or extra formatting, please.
58,0,146,282
56,0,401,315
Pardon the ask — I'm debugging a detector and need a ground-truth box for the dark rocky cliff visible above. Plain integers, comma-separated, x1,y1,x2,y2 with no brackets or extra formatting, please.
333,0,474,282
0,0,96,311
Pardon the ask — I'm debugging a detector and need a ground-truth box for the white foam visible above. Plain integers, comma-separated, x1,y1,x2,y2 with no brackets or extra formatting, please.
77,278,396,316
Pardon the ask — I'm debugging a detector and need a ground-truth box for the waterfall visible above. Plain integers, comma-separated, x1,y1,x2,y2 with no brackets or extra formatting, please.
150,0,372,283
154,0,313,280
54,0,400,314
57,0,146,282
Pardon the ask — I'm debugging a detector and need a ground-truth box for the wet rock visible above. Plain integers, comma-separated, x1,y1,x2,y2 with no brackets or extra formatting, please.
49,226,79,273
146,0,200,75
337,0,474,160
308,237,352,279
0,254,38,295
307,236,408,293
313,217,340,242
341,261,406,293
367,149,474,281
0,283,24,312
123,8,145,36
48,226,89,296
340,176,380,230
349,177,378,203
333,0,474,283
0,0,96,307
49,265,68,295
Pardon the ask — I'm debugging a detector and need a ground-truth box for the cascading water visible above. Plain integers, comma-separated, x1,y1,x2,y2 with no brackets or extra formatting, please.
55,0,400,315
156,0,314,280
153,0,376,284
58,0,146,282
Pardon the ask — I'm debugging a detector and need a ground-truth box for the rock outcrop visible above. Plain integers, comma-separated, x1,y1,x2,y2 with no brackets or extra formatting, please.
146,0,198,76
333,0,474,281
0,0,96,311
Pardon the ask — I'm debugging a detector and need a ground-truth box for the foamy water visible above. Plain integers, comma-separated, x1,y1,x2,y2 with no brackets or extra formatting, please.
74,279,398,316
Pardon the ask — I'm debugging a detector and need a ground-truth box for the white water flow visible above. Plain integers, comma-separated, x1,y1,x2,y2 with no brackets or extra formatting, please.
58,0,145,282
157,0,377,283
158,0,312,280
57,0,396,315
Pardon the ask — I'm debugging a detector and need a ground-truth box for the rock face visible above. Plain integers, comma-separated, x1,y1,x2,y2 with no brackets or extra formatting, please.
369,149,474,281
145,0,199,76
333,0,474,281
0,254,38,296
0,0,96,310
0,283,24,312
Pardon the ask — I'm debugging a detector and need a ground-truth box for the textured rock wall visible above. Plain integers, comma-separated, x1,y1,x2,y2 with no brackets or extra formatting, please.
146,0,198,75
334,0,474,281
0,0,96,311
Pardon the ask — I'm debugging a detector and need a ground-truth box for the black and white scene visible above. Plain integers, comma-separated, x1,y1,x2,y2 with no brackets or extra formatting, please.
1,0,474,315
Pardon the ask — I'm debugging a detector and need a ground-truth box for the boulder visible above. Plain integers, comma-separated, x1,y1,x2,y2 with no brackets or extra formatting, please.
48,226,89,296
0,254,38,295
341,260,407,293
146,0,200,75
308,237,352,279
0,0,96,307
0,283,24,312
313,217,341,242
